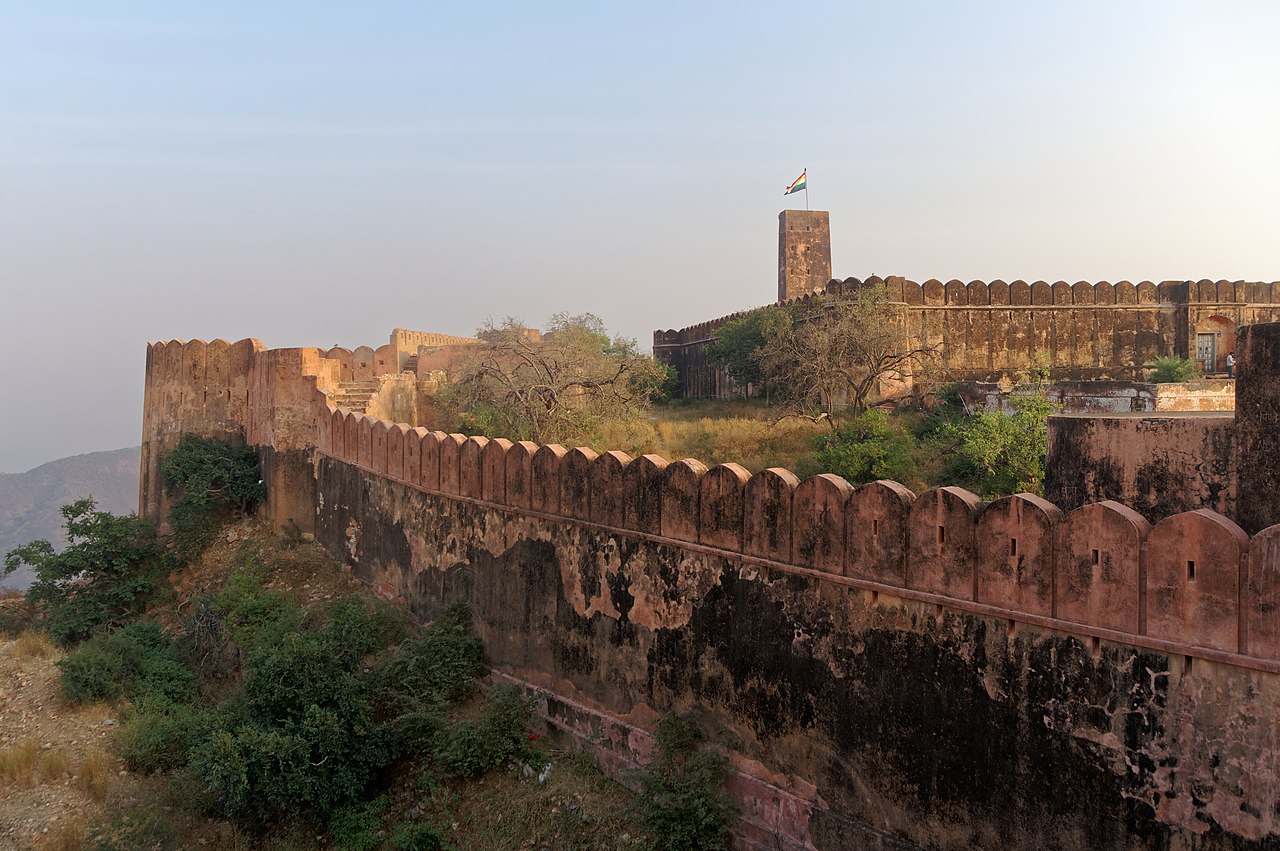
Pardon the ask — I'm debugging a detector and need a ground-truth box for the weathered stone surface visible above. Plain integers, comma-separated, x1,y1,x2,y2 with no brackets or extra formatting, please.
792,474,853,573
1145,510,1247,653
315,457,1280,851
1057,501,1149,633
744,468,798,562
975,493,1061,617
1235,322,1280,534
778,210,831,303
699,463,750,551
1044,413,1235,522
908,487,982,599
846,480,914,585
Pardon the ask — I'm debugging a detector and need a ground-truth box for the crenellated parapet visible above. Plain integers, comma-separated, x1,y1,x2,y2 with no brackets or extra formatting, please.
656,275,1280,397
140,325,1280,847
312,387,1280,671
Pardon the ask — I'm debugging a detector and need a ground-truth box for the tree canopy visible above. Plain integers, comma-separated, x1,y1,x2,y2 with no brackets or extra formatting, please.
757,286,938,422
443,312,669,444
705,306,792,392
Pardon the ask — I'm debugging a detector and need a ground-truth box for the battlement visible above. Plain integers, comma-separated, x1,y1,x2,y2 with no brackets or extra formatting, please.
310,388,1280,670
139,325,1280,847
655,275,1280,397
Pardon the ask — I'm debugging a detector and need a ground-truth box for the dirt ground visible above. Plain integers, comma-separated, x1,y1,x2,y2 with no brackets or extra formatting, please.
0,631,128,850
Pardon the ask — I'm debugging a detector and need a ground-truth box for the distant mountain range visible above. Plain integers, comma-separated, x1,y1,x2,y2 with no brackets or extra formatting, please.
0,447,141,591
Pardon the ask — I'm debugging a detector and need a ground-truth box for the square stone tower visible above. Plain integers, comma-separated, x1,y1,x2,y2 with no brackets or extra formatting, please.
778,210,832,303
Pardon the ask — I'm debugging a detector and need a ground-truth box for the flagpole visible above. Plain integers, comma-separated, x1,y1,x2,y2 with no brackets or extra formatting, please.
805,167,809,210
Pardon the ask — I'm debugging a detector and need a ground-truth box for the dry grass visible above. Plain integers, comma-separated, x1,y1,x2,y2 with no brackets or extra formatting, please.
76,749,112,801
39,817,86,851
38,747,69,783
0,738,41,788
14,629,56,659
76,702,117,724
586,400,827,475
435,744,645,850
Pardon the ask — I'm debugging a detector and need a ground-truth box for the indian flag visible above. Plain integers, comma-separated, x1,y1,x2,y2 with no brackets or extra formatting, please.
784,170,806,195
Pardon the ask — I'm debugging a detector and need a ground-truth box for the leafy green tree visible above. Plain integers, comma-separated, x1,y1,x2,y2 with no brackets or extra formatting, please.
162,435,265,559
191,609,398,825
705,306,792,393
813,409,917,485
3,499,172,644
940,388,1059,498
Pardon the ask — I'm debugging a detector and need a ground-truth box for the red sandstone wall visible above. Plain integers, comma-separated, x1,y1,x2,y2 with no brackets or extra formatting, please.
656,277,1280,398
140,339,344,533
1043,413,1237,522
313,392,1280,670
139,338,264,526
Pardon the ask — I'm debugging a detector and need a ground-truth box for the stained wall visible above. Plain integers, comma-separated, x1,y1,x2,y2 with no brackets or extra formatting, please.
311,403,1280,850
656,277,1280,399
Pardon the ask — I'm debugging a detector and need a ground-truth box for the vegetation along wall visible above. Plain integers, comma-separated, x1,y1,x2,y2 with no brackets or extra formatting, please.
141,332,1280,850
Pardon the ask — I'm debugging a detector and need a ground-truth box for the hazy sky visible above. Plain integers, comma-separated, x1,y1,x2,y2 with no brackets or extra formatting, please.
2,2,1278,473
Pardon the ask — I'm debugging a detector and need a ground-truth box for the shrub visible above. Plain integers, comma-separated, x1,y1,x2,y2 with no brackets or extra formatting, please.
635,713,736,851
0,591,36,638
330,796,387,851
318,595,407,668
213,565,302,655
939,388,1059,498
813,408,917,485
377,600,484,710
118,702,211,774
191,591,402,825
161,434,265,559
60,620,195,705
390,822,447,851
434,685,539,779
1148,355,1203,383
192,705,396,825
4,499,172,645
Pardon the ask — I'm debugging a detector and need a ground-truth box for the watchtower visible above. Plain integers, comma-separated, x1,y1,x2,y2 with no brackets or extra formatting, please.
778,210,832,303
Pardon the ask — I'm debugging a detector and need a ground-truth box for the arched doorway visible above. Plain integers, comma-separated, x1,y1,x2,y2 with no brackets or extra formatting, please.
1194,315,1236,375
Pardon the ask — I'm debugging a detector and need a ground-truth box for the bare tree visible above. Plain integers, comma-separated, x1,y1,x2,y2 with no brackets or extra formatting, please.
759,286,938,423
442,313,669,444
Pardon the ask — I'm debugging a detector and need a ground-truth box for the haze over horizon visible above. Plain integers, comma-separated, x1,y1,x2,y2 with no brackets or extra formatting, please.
2,1,1278,473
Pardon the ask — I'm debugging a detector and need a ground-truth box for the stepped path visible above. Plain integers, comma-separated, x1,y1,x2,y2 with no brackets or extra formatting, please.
329,378,379,413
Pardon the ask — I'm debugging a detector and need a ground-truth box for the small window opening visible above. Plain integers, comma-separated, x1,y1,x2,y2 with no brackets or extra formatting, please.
1007,620,1016,638
1090,636,1102,657
1188,560,1197,581
935,603,944,620
872,519,880,537
937,525,946,545
1009,537,1018,557
1091,548,1100,566
1183,655,1194,675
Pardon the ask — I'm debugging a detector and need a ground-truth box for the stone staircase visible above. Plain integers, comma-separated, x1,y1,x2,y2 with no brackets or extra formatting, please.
330,379,379,412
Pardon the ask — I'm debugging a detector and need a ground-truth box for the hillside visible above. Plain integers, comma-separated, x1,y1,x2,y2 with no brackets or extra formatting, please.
0,520,647,850
0,448,140,590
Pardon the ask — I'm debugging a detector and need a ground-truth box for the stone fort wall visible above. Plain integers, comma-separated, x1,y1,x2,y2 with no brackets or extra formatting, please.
138,330,1280,848
655,276,1280,398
